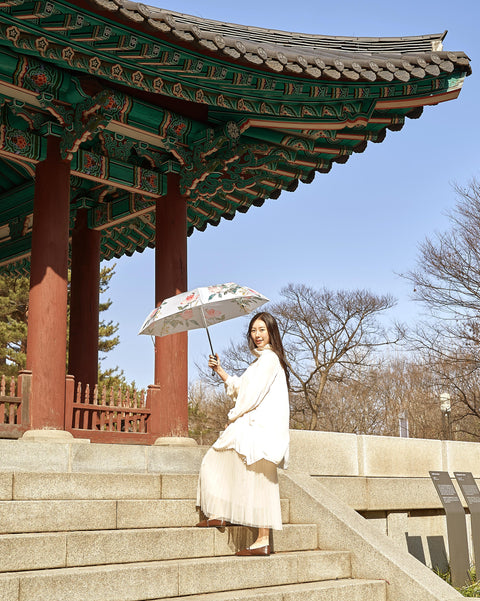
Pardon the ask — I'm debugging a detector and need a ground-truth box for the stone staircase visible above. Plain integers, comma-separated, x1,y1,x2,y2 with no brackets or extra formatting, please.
0,471,386,601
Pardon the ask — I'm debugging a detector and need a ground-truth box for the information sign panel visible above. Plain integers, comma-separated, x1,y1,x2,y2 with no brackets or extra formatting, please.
455,472,480,574
430,471,470,587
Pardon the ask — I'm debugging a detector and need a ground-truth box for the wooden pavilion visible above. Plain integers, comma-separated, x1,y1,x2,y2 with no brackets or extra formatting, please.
0,0,471,441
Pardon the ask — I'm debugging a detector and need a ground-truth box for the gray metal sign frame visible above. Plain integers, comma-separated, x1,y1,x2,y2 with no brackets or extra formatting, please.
429,471,470,587
455,471,480,577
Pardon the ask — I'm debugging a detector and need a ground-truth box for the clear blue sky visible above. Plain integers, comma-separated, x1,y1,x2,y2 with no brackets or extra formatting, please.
101,0,478,389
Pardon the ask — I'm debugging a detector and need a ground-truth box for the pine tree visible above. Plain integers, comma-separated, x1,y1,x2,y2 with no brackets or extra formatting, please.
0,274,29,376
0,263,137,391
98,264,120,356
96,263,138,392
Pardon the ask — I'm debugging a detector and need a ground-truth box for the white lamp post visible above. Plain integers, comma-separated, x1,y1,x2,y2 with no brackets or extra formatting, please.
398,412,409,438
440,392,452,440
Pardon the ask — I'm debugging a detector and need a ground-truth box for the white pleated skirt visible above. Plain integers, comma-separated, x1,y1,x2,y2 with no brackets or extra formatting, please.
196,447,283,530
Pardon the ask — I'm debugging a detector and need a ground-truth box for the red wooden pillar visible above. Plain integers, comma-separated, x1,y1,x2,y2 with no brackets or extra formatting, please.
26,137,70,430
150,173,188,437
68,208,101,393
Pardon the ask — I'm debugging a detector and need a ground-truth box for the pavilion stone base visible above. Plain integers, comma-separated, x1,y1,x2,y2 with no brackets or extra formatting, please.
21,430,90,444
154,436,197,446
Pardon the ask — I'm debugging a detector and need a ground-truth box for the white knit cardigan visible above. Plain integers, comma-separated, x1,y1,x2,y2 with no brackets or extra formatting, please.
212,346,290,468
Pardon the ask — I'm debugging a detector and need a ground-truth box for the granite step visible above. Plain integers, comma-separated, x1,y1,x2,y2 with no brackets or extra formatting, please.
0,497,290,533
158,579,387,601
0,523,318,571
0,472,201,501
0,550,352,601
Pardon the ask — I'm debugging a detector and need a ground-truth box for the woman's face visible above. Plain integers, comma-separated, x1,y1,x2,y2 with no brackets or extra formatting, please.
250,319,270,349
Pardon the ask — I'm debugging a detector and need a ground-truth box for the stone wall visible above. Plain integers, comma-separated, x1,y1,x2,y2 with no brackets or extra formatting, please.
288,430,480,477
289,430,480,570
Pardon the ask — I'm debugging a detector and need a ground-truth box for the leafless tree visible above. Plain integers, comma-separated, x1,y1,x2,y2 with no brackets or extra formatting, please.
404,179,480,439
367,357,446,439
188,380,233,445
196,284,398,432
406,180,480,341
272,284,398,429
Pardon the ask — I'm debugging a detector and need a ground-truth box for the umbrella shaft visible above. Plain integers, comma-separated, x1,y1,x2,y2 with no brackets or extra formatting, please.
205,326,215,357
199,304,215,357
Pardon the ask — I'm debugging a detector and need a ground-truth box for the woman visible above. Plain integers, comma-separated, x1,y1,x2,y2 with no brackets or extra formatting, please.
196,311,290,557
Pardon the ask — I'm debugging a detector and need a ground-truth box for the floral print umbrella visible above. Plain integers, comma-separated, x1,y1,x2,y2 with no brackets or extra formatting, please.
138,282,269,354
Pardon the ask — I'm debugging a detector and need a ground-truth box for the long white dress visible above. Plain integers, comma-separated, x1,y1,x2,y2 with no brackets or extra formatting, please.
196,346,289,530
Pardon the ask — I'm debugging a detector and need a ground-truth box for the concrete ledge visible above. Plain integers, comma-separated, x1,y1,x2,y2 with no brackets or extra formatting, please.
147,446,207,474
289,431,359,475
280,472,463,601
289,431,480,478
0,441,71,472
358,436,444,477
314,476,456,511
446,440,480,476
70,444,148,473
0,440,207,474
0,432,479,478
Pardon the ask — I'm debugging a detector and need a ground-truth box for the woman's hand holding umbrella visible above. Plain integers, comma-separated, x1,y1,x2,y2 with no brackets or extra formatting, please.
208,353,228,383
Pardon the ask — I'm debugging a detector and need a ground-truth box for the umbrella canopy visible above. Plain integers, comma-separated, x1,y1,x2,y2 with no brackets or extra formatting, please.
138,282,269,353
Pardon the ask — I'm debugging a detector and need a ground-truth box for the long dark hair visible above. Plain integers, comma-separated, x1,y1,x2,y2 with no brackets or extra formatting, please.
247,311,290,388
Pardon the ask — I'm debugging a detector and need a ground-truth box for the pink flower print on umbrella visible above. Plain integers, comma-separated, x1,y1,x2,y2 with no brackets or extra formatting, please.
139,282,269,357
205,308,223,320
142,306,160,330
179,292,198,308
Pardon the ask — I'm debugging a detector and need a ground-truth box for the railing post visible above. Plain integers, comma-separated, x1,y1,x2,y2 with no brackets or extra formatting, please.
147,383,188,438
146,384,161,437
18,370,32,427
65,374,75,431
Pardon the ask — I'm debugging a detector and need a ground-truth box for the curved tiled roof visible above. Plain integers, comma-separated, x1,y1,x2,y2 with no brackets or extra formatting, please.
0,0,472,272
89,0,471,83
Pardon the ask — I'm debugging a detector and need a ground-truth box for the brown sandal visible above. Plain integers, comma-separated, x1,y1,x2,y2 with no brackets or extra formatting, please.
196,519,232,528
236,545,271,556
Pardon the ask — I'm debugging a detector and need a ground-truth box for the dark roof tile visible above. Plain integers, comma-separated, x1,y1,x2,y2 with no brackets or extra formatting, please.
87,0,472,82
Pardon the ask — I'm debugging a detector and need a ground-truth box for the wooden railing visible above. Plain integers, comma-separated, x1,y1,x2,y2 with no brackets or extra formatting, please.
0,375,19,423
0,371,31,438
0,371,159,444
67,380,153,443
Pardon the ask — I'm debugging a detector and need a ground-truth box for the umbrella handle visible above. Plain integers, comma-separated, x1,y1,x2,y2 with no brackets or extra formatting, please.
205,326,217,377
199,304,217,376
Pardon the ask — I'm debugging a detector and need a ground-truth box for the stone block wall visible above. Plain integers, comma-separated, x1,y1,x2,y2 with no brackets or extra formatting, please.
288,430,480,570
